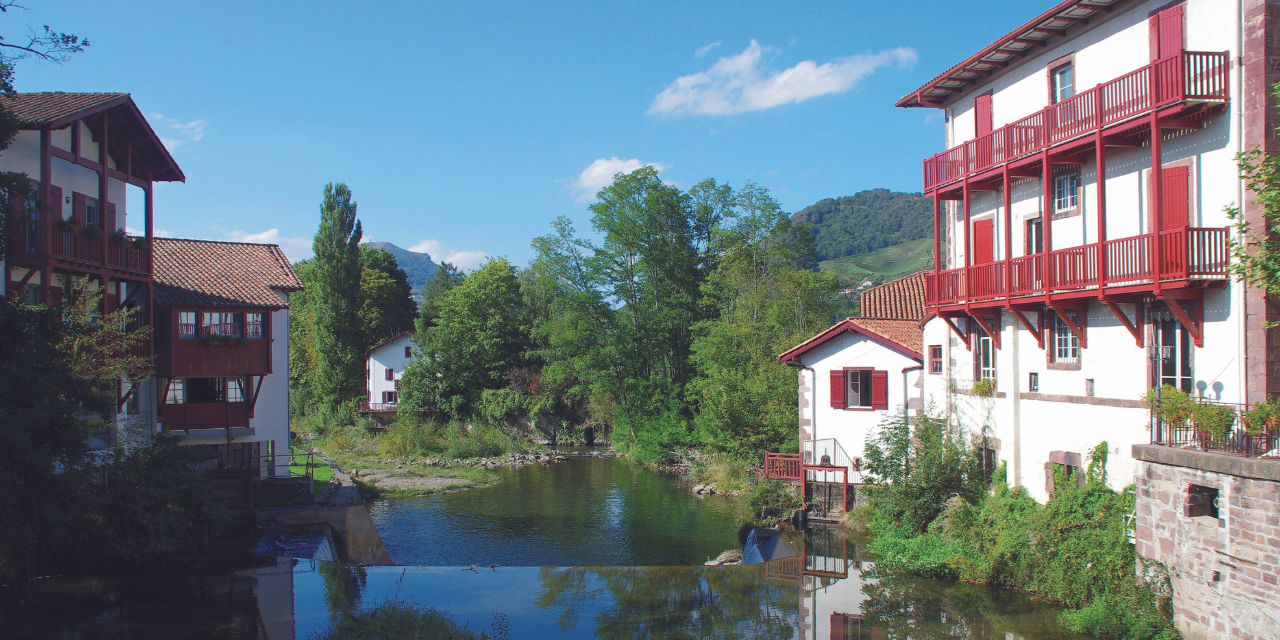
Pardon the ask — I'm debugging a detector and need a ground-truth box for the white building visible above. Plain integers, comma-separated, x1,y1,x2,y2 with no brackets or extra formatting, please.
897,0,1261,501
364,332,413,413
779,317,924,468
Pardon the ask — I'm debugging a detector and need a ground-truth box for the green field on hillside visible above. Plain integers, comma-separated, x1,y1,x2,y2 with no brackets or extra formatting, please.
818,238,934,287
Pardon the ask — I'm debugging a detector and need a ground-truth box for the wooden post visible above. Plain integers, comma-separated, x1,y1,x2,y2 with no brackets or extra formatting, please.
1095,132,1107,289
963,177,972,298
1003,165,1012,298
144,180,153,274
1042,151,1053,296
933,195,942,273
39,128,51,255
99,112,109,261
1151,115,1163,290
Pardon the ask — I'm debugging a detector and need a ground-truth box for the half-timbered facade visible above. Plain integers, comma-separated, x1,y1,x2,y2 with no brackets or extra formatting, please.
897,0,1262,501
151,238,302,474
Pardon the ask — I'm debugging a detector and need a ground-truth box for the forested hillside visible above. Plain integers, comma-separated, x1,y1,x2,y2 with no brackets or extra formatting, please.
364,242,438,295
792,189,932,262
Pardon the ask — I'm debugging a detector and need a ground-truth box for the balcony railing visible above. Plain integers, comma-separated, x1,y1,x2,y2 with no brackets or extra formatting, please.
761,452,802,481
925,226,1228,308
12,223,149,275
923,51,1229,192
1149,399,1279,459
359,402,399,412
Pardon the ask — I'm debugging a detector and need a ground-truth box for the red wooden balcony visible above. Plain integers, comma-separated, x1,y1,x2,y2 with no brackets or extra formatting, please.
925,226,1228,309
155,338,272,377
158,401,250,432
760,452,802,481
11,223,151,276
922,51,1229,192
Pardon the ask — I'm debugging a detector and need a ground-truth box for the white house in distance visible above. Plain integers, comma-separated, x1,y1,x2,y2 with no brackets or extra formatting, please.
363,332,413,413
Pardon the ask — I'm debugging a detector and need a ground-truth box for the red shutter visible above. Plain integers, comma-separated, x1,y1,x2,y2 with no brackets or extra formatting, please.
829,370,846,408
105,201,117,233
72,192,85,227
1148,15,1160,61
1158,4,1183,60
831,613,848,640
1161,166,1189,228
871,370,888,410
385,368,395,381
974,94,992,138
973,219,994,264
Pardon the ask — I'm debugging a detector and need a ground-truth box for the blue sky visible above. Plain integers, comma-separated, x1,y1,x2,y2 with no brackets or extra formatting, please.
14,0,1036,268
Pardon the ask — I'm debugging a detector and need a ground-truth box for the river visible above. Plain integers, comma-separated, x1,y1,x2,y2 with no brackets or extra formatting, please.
6,453,1091,639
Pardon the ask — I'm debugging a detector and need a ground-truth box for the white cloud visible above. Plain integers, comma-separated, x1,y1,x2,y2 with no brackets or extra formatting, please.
148,113,207,151
225,228,312,262
406,239,488,270
695,41,722,57
125,226,174,238
570,157,669,203
649,40,917,116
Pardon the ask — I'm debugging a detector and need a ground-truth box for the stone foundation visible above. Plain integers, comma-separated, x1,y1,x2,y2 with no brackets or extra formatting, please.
1133,445,1280,639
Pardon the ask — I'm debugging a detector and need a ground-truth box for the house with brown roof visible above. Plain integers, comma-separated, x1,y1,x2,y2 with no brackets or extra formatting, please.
777,315,924,474
151,238,303,472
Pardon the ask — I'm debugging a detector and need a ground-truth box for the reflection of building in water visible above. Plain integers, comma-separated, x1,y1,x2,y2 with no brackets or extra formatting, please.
251,557,296,640
766,528,879,640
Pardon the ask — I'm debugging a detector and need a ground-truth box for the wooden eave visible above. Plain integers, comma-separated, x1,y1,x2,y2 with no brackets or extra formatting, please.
896,0,1124,109
38,96,185,183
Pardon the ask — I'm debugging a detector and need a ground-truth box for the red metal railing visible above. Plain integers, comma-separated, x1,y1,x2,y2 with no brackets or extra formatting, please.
922,51,1229,192
761,452,802,481
1150,399,1277,459
926,226,1228,308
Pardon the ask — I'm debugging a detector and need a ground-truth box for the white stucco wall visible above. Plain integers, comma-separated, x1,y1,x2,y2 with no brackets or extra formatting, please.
795,332,923,463
801,565,871,640
367,334,414,403
0,129,128,228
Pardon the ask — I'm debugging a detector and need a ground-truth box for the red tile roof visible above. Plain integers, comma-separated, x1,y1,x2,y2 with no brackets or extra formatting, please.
152,238,304,309
0,91,128,125
859,272,927,320
778,317,923,363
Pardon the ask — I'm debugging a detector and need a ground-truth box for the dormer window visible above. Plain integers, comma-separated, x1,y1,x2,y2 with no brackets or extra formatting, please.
1051,63,1074,103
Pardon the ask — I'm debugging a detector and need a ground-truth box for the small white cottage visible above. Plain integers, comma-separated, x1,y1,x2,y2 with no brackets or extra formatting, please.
364,332,414,413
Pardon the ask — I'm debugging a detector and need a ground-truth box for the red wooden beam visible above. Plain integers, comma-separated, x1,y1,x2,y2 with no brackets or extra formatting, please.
1011,308,1044,349
116,383,136,413
1102,299,1143,346
249,375,265,417
1161,296,1203,348
1047,301,1088,348
10,267,36,296
942,316,971,350
969,313,1001,349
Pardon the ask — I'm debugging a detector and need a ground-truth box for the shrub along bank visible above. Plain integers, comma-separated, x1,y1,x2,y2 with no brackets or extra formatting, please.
856,408,1177,640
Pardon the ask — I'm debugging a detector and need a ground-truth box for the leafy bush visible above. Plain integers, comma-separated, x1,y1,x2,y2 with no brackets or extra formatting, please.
478,388,529,428
1243,400,1279,436
1144,384,1194,427
1191,401,1236,439
689,453,751,491
735,479,804,528
970,378,996,397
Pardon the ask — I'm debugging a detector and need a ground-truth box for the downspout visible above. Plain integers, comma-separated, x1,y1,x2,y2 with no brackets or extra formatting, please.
1237,0,1248,404
785,359,817,457
901,365,923,416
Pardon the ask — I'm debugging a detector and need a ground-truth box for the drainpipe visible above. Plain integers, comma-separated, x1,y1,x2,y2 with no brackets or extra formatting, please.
901,365,923,416
785,359,817,459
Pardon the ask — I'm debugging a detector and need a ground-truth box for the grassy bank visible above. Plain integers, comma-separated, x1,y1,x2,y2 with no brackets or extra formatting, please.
855,408,1177,640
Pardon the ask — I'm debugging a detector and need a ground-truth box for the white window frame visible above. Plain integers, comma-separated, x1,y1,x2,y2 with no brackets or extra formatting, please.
846,370,873,408
1053,313,1080,363
166,379,185,405
1052,63,1074,103
1054,173,1079,213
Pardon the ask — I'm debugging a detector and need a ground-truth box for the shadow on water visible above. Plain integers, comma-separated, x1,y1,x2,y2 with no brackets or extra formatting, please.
5,456,1093,639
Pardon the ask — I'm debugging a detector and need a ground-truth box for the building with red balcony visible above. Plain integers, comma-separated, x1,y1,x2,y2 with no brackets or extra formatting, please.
902,3,1280,635
362,332,413,415
152,238,303,474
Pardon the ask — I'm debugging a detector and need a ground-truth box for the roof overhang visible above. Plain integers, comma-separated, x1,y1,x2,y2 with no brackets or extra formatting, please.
778,319,923,364
896,0,1123,109
32,94,184,182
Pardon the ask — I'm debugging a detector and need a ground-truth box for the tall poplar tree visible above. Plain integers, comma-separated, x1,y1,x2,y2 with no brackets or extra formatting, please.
311,183,364,406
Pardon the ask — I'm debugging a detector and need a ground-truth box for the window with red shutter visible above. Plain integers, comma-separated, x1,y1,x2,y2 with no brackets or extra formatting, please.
871,370,889,410
385,368,395,381
974,93,992,138
829,370,846,408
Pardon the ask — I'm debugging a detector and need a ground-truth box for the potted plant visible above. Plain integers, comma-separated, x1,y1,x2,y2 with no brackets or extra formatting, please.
1191,401,1236,442
130,236,148,251
82,223,102,239
971,378,996,397
109,229,128,245
1144,384,1194,428
1242,401,1277,437
55,218,75,232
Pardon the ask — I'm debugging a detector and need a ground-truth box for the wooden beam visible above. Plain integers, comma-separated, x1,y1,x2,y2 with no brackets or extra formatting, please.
1054,16,1089,25
1030,28,1067,37
1047,301,1088,348
117,383,137,413
249,375,265,418
50,147,150,189
970,313,1002,350
943,316,971,350
1079,3,1112,13
1011,308,1044,349
1161,297,1204,348
1011,38,1047,47
1103,299,1143,346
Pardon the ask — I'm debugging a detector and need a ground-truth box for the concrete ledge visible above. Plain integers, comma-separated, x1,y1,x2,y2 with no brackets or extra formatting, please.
1132,444,1280,481
1021,392,1144,408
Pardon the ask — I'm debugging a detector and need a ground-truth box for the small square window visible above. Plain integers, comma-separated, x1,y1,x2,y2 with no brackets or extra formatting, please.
1186,484,1219,519
1085,378,1095,397
246,312,264,339
1028,372,1039,392
1052,312,1080,364
405,346,412,358
1052,63,1074,103
928,345,943,374
165,379,185,405
178,311,197,338
227,377,245,403
385,368,395,381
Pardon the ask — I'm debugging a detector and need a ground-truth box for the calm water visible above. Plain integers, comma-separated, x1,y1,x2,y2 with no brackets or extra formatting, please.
5,453,1093,639
367,453,741,566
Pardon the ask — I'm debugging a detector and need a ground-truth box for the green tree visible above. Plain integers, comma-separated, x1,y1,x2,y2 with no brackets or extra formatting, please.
1228,82,1280,314
288,260,321,415
419,261,464,328
400,258,530,417
359,245,416,347
311,183,364,405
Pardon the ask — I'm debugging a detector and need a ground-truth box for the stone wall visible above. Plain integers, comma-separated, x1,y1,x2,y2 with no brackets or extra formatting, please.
1133,445,1280,639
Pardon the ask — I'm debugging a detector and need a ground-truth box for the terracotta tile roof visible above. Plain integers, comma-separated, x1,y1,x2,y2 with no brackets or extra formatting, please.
859,271,927,320
778,317,924,362
0,92,128,126
152,238,304,309
847,318,924,356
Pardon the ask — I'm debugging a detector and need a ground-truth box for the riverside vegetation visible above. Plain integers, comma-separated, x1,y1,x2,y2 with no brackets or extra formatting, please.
851,407,1177,640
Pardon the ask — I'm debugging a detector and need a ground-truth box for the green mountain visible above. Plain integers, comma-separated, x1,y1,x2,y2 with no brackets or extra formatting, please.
364,242,438,295
791,189,933,263
819,237,933,287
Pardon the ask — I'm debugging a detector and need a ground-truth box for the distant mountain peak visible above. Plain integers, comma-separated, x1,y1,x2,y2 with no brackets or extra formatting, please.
363,242,439,294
